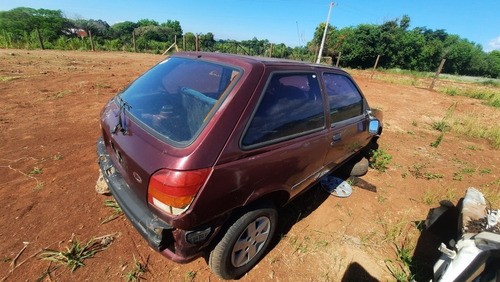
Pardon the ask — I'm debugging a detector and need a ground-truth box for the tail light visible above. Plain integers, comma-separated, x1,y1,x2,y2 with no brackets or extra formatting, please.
148,168,211,215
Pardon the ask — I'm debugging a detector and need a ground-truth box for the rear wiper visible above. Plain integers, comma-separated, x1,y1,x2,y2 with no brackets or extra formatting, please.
112,95,132,135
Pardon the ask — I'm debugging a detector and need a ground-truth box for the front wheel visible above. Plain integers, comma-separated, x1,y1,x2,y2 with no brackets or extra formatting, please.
209,202,277,279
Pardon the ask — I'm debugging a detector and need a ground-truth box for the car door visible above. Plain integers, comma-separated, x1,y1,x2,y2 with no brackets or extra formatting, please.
239,72,331,197
321,72,370,171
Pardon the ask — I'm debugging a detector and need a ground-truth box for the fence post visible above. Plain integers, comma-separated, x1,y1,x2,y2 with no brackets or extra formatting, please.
89,29,95,51
132,31,137,52
269,43,273,58
335,52,341,67
35,26,44,50
370,55,380,79
429,59,446,91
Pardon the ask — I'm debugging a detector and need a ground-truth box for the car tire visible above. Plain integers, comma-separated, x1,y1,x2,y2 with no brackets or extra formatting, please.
350,157,369,176
209,202,277,280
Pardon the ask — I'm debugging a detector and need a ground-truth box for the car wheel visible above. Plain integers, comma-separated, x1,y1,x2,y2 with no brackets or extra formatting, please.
209,202,277,279
350,157,369,176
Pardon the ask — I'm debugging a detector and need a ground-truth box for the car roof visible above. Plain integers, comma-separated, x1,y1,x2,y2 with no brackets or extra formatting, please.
171,51,346,73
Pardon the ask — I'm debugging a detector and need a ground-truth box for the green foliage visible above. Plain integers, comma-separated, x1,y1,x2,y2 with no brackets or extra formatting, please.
125,255,147,282
39,235,115,272
370,149,392,172
1,7,498,77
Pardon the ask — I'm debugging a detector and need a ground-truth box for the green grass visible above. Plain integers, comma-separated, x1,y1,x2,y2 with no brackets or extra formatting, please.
370,149,392,172
39,234,116,272
101,199,123,224
125,255,147,282
440,87,500,108
450,115,500,149
29,167,43,175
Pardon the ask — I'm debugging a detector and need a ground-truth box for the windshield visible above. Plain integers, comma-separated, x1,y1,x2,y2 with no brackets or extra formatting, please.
120,57,241,145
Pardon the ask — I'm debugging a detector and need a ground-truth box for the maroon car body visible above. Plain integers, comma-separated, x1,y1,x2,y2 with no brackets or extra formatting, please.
97,52,381,278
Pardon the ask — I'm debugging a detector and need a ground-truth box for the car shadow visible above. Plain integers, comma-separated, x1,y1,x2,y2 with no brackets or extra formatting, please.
341,262,378,281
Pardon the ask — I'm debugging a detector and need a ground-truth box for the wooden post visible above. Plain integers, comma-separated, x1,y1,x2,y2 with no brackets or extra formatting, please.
429,59,446,91
269,43,273,57
35,26,44,50
89,29,95,51
132,31,137,52
195,34,199,51
370,55,381,79
335,52,341,67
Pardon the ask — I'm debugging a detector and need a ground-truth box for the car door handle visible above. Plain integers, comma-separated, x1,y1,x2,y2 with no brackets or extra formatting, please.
332,133,342,143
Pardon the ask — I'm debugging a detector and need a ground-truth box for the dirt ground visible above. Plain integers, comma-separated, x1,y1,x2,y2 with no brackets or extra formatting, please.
0,49,498,281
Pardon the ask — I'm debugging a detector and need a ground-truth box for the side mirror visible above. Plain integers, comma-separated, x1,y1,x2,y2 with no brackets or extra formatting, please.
368,119,380,135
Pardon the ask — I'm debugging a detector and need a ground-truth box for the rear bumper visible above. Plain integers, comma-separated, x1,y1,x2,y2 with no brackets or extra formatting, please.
97,137,203,263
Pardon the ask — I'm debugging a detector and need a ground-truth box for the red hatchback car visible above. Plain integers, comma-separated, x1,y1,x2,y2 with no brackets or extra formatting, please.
97,52,382,279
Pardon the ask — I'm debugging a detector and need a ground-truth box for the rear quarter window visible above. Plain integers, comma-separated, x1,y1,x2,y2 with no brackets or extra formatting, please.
120,57,240,145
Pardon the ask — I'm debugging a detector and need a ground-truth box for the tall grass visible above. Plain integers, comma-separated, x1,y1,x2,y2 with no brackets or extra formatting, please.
451,115,500,149
441,87,500,108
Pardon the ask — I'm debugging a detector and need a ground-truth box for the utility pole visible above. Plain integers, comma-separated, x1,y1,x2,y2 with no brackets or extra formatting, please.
316,1,334,64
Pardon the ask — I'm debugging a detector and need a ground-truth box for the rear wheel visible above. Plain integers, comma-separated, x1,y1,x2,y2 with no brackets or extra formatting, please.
209,202,277,279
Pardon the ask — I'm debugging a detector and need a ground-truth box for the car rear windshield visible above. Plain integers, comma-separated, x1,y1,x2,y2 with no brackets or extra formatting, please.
119,57,241,146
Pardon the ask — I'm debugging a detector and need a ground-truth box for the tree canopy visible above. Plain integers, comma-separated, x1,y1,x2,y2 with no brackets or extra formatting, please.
0,7,498,78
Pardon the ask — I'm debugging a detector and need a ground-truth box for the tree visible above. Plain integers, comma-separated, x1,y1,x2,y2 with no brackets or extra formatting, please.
137,19,159,27
161,20,183,39
0,7,70,42
73,19,110,38
111,21,138,39
199,32,215,50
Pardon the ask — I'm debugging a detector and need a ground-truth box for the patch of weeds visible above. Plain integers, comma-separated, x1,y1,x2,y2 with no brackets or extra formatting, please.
453,171,463,181
385,239,416,282
184,270,197,282
422,190,437,205
424,172,444,180
481,187,500,207
101,199,123,224
479,168,492,175
96,82,112,89
52,153,64,160
314,239,329,248
0,76,22,82
378,195,387,203
52,89,72,99
2,257,11,262
411,120,418,127
451,115,500,149
466,145,481,151
453,167,476,181
409,163,443,180
33,182,44,191
125,255,147,282
29,167,43,175
439,87,500,108
430,134,444,148
430,103,456,148
407,131,415,135
431,121,450,133
39,234,116,272
370,149,392,172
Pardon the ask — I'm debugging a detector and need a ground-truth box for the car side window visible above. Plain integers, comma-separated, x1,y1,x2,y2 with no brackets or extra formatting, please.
242,73,325,147
323,73,363,124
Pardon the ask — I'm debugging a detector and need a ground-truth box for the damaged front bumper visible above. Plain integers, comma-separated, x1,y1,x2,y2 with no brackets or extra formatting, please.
97,137,204,263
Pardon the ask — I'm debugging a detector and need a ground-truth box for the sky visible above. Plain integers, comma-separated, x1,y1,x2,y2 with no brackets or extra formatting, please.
1,0,499,52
